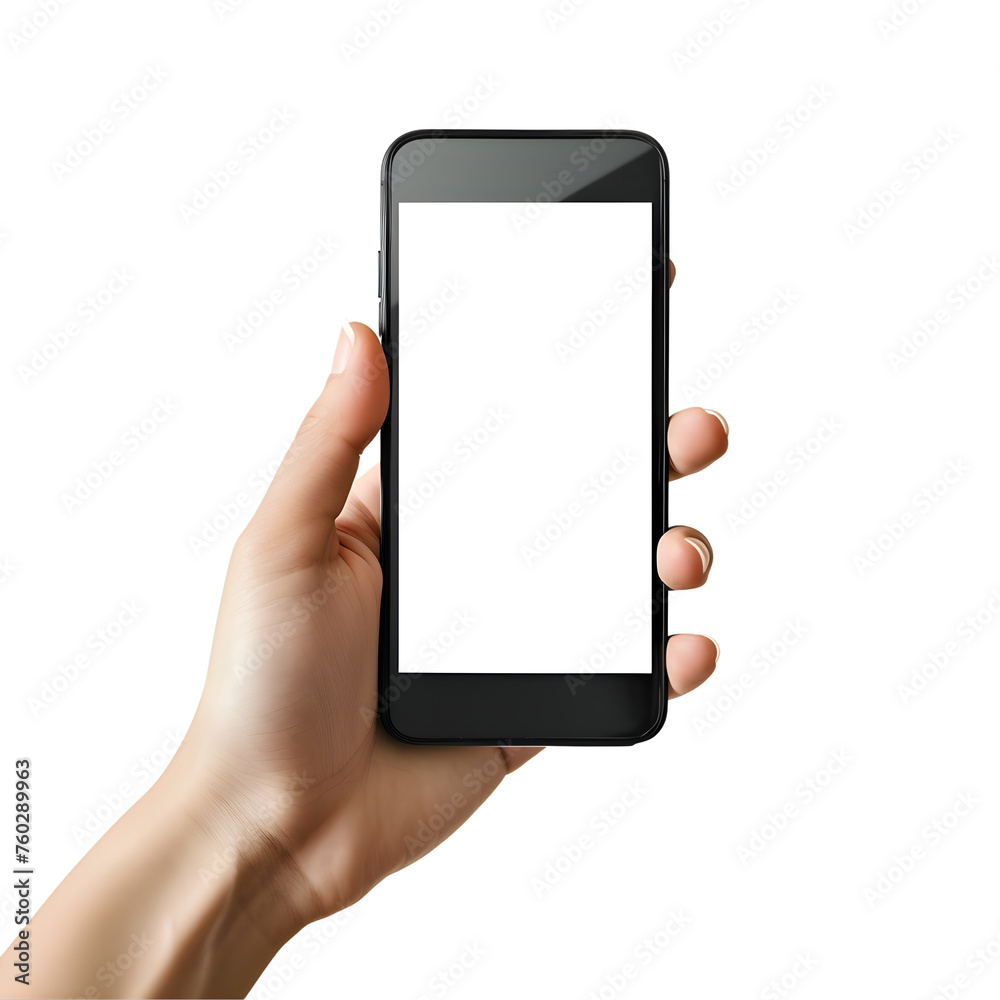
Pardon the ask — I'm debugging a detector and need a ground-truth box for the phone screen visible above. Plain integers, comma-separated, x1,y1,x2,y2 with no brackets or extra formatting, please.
397,200,653,675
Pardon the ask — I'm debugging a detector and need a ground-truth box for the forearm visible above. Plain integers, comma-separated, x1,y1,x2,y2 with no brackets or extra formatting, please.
3,746,309,999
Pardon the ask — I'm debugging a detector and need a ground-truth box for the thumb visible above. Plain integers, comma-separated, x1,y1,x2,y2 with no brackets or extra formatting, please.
248,320,389,559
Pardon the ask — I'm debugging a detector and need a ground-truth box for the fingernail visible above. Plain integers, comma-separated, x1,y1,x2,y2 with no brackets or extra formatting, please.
332,319,356,374
684,537,712,573
703,408,729,436
704,635,721,662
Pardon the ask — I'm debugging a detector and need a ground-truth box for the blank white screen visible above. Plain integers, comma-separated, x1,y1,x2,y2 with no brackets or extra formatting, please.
398,201,652,673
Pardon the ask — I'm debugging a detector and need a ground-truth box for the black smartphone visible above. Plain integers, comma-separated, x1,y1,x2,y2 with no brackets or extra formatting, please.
378,129,668,746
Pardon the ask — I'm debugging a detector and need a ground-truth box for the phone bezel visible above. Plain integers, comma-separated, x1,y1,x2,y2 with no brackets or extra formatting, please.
378,129,668,746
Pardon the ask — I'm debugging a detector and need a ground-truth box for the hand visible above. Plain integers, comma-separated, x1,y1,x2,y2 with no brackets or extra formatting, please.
178,260,728,926
5,262,728,999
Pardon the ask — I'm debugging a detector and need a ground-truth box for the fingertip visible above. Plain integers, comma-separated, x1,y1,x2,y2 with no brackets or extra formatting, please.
684,537,711,573
657,528,713,589
667,406,729,479
704,634,721,663
702,408,729,437
247,319,389,556
666,633,719,699
332,319,357,374
331,319,390,438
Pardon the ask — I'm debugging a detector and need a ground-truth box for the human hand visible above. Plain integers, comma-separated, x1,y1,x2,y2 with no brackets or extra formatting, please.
173,260,727,932
5,263,728,999
178,264,728,923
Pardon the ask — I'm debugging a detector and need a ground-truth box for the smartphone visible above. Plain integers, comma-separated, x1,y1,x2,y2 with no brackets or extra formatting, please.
378,129,668,746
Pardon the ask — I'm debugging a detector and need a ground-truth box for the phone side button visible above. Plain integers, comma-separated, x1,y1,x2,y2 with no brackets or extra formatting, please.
377,250,382,299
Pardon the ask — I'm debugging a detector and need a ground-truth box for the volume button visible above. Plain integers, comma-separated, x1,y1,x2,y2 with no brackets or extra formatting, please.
377,250,382,299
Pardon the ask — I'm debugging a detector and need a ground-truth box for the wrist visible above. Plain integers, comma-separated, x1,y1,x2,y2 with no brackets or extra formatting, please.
15,742,316,1000
144,744,319,994
173,715,378,921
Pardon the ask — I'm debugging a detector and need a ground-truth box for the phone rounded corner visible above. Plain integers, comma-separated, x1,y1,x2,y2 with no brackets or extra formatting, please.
381,129,449,187
626,695,668,745
379,701,421,746
618,129,669,186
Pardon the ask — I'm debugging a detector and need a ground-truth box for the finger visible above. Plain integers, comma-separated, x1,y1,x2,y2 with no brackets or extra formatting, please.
339,463,381,557
657,526,713,589
666,633,718,698
350,463,380,522
250,321,390,558
668,259,675,287
668,406,728,481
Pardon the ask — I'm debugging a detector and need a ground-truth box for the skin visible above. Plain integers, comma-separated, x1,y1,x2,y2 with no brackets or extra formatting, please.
4,261,728,998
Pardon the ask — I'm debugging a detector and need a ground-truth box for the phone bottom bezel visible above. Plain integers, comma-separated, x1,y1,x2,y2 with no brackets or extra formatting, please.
379,669,666,747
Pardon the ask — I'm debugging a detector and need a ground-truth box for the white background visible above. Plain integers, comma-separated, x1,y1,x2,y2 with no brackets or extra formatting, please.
398,201,651,674
2,0,1000,997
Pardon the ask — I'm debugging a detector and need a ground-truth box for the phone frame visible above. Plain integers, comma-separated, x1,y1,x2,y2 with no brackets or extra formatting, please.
378,129,669,746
